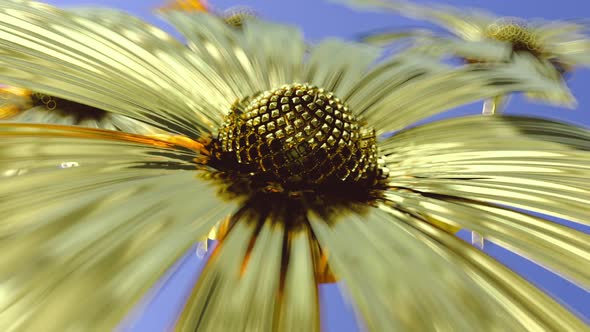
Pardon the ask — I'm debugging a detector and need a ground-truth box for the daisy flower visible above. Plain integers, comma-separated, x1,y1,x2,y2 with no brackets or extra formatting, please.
0,6,166,133
0,1,589,331
335,0,589,114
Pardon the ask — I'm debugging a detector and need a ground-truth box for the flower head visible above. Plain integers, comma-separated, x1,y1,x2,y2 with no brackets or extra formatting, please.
0,5,166,133
0,1,589,331
158,0,257,28
336,0,589,108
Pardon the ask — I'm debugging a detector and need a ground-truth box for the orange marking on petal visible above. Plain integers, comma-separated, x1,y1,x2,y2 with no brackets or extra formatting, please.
146,134,205,151
158,0,209,12
0,86,32,98
0,123,185,150
316,250,338,284
0,105,21,119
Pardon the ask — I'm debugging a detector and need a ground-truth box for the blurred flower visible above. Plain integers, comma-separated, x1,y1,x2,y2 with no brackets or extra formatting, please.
0,87,161,133
335,0,589,113
334,0,590,250
0,1,589,331
158,0,257,28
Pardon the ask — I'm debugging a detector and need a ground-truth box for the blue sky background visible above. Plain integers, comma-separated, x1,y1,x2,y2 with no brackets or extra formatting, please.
42,0,590,330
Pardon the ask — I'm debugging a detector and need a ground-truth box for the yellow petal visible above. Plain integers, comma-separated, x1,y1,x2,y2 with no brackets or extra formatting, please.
161,12,306,97
380,115,590,227
309,208,511,330
0,1,227,138
304,39,381,99
385,189,590,288
0,124,237,331
331,0,493,41
380,205,589,331
355,53,572,134
277,228,321,331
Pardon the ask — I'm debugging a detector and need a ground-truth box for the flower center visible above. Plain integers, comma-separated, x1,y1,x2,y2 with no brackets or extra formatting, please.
485,17,542,55
210,83,382,190
223,7,256,28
